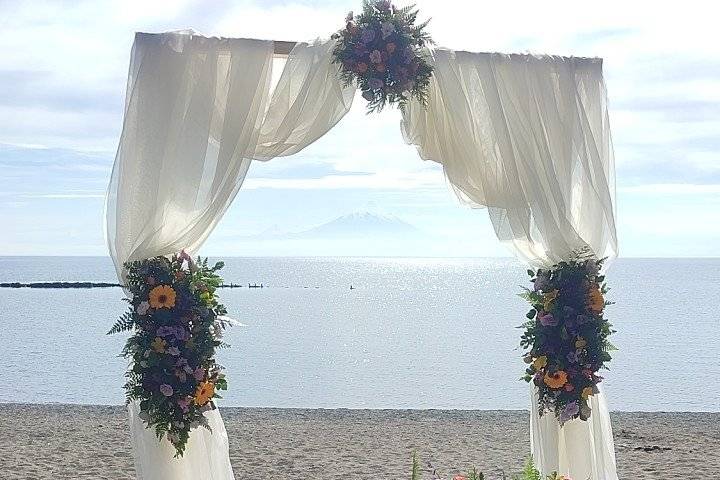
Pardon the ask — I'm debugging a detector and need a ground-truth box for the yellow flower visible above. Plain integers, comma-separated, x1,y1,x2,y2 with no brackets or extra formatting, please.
588,286,604,313
194,381,215,406
151,337,166,353
582,387,594,400
543,289,559,311
149,285,176,309
575,338,587,349
532,356,548,370
544,370,568,389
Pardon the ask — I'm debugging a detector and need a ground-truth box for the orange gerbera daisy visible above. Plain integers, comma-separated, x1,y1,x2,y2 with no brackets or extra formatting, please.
588,286,604,313
544,370,568,389
194,381,215,406
149,285,176,309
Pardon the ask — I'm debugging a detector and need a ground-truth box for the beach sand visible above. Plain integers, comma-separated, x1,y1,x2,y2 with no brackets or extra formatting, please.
0,404,716,479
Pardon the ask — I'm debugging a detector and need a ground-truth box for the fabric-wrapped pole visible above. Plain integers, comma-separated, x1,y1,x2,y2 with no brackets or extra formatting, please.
401,49,619,479
106,31,354,479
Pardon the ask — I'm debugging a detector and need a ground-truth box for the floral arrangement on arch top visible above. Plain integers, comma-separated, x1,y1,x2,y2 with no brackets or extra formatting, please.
332,0,434,113
519,248,616,426
108,252,234,456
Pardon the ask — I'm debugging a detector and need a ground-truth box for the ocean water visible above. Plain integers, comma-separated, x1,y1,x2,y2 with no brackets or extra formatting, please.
0,256,718,412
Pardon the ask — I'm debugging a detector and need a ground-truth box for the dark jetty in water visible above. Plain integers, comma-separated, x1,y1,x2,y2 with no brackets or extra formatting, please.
0,282,255,289
0,282,123,288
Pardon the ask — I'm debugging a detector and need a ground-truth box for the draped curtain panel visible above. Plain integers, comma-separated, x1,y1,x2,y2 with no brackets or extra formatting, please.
107,31,618,480
106,31,354,480
401,48,619,480
401,49,617,268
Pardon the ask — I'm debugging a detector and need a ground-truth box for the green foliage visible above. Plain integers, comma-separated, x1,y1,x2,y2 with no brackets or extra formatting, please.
109,252,232,456
467,466,484,480
511,457,542,480
411,451,421,480
332,0,434,113
409,455,565,480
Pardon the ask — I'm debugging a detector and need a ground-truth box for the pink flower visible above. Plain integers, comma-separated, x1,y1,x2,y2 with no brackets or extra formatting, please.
356,62,368,73
369,49,383,64
159,384,174,397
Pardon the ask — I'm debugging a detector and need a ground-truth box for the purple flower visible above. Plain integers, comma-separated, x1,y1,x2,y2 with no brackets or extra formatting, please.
369,49,383,64
159,384,174,397
576,314,591,325
534,271,551,292
380,21,395,39
368,78,384,90
559,401,580,423
538,312,558,327
156,326,173,337
174,326,190,341
360,28,375,44
193,367,205,382
376,0,391,12
566,351,579,363
168,346,180,356
177,397,191,413
401,48,413,64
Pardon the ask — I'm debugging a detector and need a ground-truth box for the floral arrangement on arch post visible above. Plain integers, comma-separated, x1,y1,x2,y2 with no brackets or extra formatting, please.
331,0,434,112
108,252,233,456
519,248,616,425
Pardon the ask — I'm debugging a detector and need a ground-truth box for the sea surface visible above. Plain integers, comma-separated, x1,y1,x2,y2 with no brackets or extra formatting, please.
0,256,718,412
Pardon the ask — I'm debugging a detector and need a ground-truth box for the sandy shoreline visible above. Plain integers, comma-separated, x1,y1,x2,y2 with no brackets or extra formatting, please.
0,404,717,479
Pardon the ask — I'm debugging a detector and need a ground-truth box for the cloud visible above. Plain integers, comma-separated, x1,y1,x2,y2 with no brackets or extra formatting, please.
619,184,720,195
0,0,719,256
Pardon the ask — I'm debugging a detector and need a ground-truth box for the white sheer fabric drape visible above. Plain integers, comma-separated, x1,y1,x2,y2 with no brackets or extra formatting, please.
401,49,618,479
401,49,617,268
106,31,353,479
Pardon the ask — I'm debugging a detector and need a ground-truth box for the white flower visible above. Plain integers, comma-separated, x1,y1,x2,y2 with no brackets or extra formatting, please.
381,21,395,39
136,301,150,315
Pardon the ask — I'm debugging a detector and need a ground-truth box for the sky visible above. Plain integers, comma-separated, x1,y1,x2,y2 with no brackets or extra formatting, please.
0,0,718,257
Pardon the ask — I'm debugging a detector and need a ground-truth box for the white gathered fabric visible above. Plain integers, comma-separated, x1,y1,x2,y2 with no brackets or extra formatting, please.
129,402,235,480
401,49,619,479
401,49,618,269
106,31,354,280
106,31,353,479
531,386,618,480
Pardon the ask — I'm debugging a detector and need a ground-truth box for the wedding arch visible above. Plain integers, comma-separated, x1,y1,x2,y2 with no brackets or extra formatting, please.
106,7,619,479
